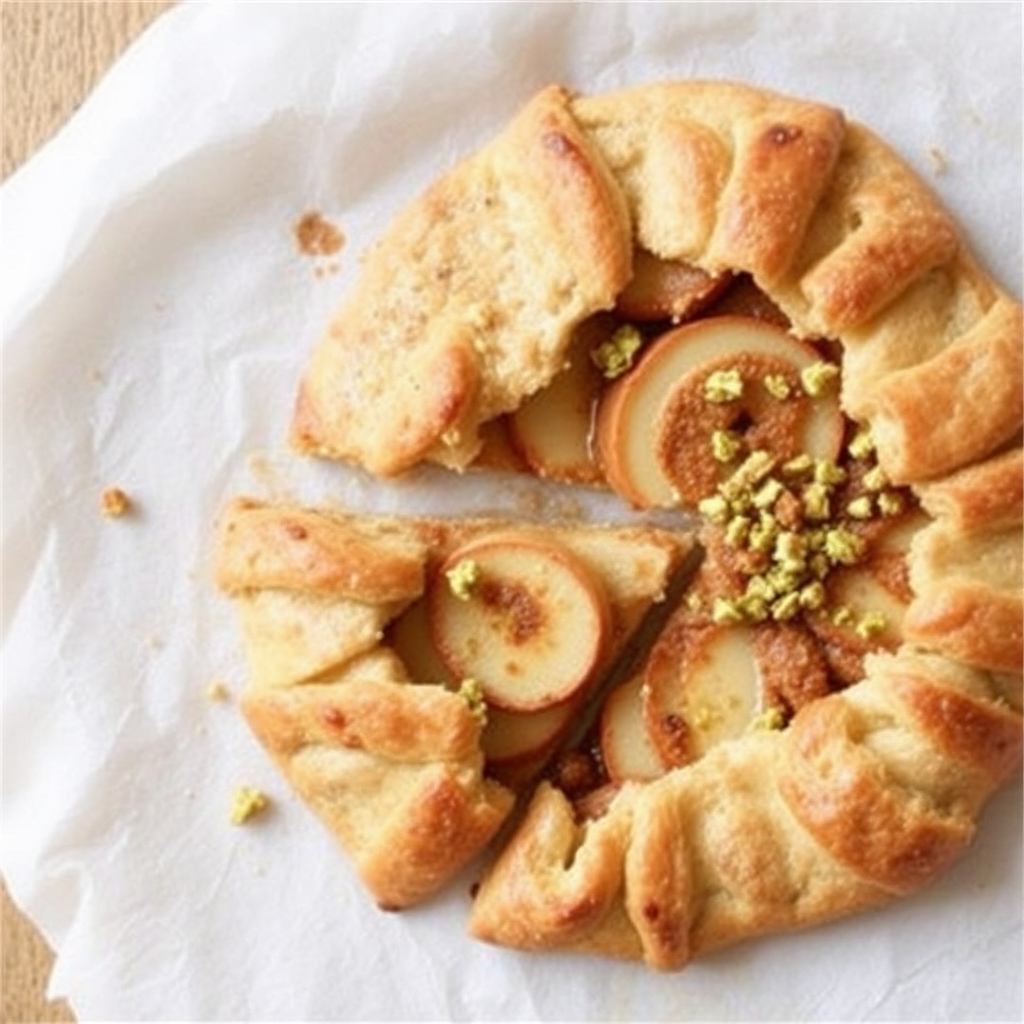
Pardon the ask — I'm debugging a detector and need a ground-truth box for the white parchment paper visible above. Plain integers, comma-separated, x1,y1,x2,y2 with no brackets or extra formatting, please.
3,3,1021,1020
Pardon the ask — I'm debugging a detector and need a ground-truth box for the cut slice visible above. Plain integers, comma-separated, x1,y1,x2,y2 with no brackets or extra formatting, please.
428,533,613,713
595,316,845,509
216,498,693,909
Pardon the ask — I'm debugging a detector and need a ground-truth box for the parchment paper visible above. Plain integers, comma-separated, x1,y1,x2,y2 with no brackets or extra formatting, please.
3,3,1021,1020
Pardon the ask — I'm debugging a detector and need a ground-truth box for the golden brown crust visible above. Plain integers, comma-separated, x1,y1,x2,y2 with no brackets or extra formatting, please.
290,85,632,476
916,446,1024,534
456,81,1021,967
470,651,1021,968
239,78,1022,966
241,676,513,910
216,498,426,602
216,497,691,909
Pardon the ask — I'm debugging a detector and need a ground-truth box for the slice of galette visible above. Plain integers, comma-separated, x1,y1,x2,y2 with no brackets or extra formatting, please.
215,497,691,909
240,79,1020,967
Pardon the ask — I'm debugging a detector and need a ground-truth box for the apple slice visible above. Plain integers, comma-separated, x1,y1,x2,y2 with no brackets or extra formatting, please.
482,700,580,788
428,534,612,713
806,510,925,685
595,316,845,509
615,250,732,323
507,316,608,486
389,598,453,685
642,620,761,768
599,672,665,783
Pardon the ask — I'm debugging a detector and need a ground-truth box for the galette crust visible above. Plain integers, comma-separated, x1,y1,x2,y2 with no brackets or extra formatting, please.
235,79,1022,967
215,497,690,909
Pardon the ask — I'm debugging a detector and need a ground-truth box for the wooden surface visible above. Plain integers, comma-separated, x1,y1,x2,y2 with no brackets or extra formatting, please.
1,6,177,1019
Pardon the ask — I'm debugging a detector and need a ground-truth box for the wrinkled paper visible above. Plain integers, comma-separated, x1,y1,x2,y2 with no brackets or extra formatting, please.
2,3,1021,1020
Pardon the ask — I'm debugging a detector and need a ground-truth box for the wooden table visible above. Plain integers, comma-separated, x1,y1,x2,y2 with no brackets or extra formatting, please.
1,6,177,1018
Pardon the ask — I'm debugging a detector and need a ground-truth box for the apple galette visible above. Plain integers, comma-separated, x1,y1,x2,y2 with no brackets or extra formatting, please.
218,80,1022,969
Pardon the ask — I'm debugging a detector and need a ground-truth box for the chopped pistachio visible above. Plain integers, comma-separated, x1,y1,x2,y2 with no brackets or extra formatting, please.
724,515,752,547
737,594,771,622
847,425,876,460
712,597,744,625
801,482,832,521
765,564,803,599
773,531,808,573
748,514,779,554
445,559,480,600
846,495,875,520
808,552,831,579
698,494,731,524
862,465,889,492
813,459,847,487
753,477,785,510
824,527,866,566
800,360,840,397
763,373,793,401
457,678,488,723
704,368,744,403
782,454,815,478
798,580,827,611
832,605,856,628
230,787,269,826
877,491,906,517
591,324,643,379
856,611,887,639
750,706,787,732
711,429,743,463
722,451,777,498
745,574,777,602
771,591,802,621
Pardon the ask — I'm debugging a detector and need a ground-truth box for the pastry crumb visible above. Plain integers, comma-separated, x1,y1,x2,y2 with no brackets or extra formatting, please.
230,787,270,825
206,680,231,702
101,487,132,517
927,146,948,175
294,210,346,258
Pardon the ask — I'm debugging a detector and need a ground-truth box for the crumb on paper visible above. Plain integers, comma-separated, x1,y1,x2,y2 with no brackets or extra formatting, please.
230,787,270,825
294,210,346,259
206,680,231,702
927,146,948,175
101,487,132,517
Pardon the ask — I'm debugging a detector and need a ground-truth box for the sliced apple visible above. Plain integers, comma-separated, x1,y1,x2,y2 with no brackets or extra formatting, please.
595,316,845,509
805,507,926,685
507,316,608,486
482,700,580,789
427,533,612,713
599,672,665,784
642,618,761,768
615,250,732,323
388,598,453,685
